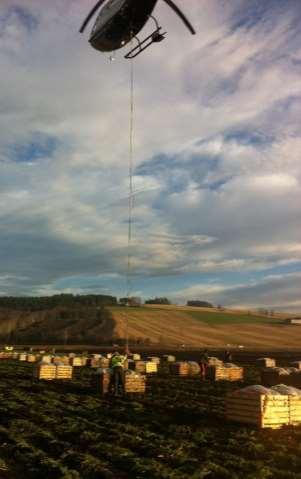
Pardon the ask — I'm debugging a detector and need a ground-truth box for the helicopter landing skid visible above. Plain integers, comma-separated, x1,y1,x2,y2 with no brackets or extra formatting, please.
124,27,167,59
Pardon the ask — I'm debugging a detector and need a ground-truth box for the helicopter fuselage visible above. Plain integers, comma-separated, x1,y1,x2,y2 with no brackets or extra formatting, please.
89,0,158,52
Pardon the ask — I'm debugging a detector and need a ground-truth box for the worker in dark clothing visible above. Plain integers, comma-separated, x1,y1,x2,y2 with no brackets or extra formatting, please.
110,351,127,396
224,350,232,363
200,349,209,380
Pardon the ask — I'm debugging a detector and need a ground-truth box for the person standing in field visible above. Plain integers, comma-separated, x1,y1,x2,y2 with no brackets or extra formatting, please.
224,350,232,363
110,350,127,396
200,349,209,379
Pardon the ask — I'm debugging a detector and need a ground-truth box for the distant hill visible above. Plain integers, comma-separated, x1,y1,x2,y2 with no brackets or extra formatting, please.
0,306,114,345
110,304,301,349
1,299,300,348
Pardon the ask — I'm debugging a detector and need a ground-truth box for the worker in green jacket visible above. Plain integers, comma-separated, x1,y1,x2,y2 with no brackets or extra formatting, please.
110,351,127,396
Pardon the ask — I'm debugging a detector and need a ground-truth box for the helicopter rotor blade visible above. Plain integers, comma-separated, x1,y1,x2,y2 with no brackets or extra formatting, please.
162,0,196,34
79,0,107,33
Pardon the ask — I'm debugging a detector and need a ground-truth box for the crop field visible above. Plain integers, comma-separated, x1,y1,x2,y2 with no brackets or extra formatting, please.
1,362,301,478
111,306,301,349
183,310,270,325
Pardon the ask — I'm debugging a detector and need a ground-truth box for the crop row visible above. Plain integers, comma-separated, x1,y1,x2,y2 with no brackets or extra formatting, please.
0,362,301,478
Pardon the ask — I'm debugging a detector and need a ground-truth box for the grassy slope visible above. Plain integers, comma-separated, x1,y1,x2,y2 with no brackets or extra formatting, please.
110,304,301,349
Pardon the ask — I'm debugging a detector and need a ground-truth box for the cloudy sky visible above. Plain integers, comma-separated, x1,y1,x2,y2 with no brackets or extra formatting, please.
0,0,300,311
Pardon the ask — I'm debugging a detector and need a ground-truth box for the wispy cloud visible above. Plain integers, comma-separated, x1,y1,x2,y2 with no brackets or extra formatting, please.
0,0,300,311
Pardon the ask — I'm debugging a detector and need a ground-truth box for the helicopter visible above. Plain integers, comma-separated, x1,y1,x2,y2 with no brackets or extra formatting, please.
80,0,196,59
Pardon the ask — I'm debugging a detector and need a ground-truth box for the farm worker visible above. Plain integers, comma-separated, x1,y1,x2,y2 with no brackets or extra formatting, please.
110,351,127,396
200,349,209,379
224,350,232,363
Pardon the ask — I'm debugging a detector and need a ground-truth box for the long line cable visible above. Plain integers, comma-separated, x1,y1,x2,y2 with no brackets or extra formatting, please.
125,56,135,353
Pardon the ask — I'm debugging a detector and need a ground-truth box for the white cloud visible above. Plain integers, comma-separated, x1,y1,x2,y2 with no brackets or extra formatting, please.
0,0,300,311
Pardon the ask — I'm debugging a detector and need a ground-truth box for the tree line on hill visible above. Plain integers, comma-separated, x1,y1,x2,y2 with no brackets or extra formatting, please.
0,294,117,311
144,298,214,308
0,293,215,311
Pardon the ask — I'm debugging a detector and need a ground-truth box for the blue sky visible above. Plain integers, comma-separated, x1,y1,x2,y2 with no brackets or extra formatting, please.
0,0,301,311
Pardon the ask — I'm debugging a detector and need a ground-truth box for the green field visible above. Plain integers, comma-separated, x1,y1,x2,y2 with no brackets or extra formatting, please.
1,361,301,478
185,311,273,325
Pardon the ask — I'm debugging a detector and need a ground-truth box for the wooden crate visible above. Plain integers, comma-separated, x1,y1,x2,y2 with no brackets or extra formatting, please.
0,352,12,359
170,362,190,376
226,392,290,429
145,361,158,374
288,396,301,425
27,354,37,363
187,361,201,376
70,357,84,367
207,365,243,381
256,357,276,368
34,362,56,381
125,373,146,393
56,364,73,380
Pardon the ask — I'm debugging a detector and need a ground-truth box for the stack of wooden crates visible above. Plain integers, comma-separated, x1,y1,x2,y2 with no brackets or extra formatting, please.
226,386,301,429
34,362,73,380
